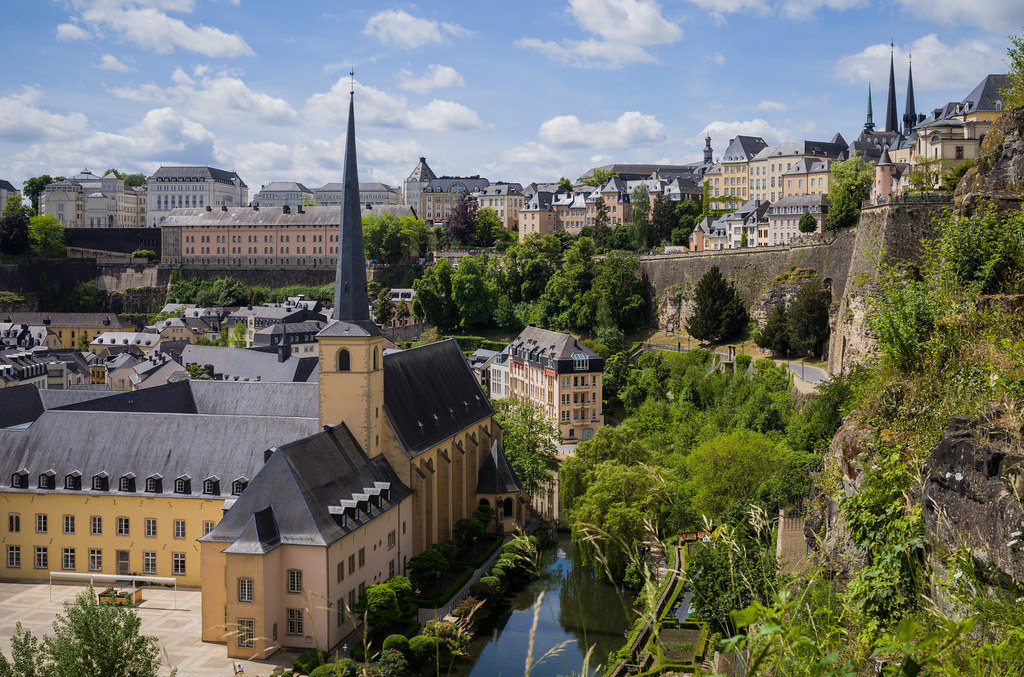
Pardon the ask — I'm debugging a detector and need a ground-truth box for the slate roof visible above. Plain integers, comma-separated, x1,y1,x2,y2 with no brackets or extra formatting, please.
0,312,130,329
163,206,338,228
383,339,493,455
0,180,17,193
52,379,197,414
0,410,317,497
477,440,523,494
258,182,313,194
509,326,600,362
37,388,113,409
407,157,437,182
962,74,1010,113
721,136,768,162
0,384,44,429
201,423,412,549
150,166,247,188
180,344,318,382
189,380,319,418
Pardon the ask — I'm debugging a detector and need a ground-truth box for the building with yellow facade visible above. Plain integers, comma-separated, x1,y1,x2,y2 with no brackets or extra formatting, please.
3,313,132,350
710,136,767,210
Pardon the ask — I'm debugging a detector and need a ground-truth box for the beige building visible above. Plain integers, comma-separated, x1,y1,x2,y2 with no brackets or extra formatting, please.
40,170,147,228
710,136,767,210
254,182,314,210
402,157,489,225
147,166,247,228
748,138,846,203
472,184,524,232
1,313,132,350
781,158,835,198
765,194,829,246
507,326,604,443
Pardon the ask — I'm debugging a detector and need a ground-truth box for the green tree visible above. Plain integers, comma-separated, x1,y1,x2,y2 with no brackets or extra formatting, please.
0,197,30,255
1002,28,1024,109
557,176,574,192
797,211,818,234
592,196,610,249
473,206,502,247
941,158,975,192
580,168,618,187
685,429,788,519
28,214,65,257
450,256,493,328
453,517,485,549
76,332,90,351
363,213,409,263
22,175,62,213
786,282,830,357
413,259,459,332
539,237,596,333
355,584,401,635
592,251,646,333
447,191,477,246
103,169,147,188
650,193,676,245
0,586,173,677
675,198,701,244
395,300,411,325
909,155,944,192
827,153,873,230
376,648,407,677
230,321,247,348
374,287,396,328
492,398,560,494
686,265,748,343
67,282,101,313
755,304,790,355
630,184,651,250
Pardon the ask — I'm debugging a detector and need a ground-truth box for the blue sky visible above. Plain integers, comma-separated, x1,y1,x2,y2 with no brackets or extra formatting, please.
1,1,1020,194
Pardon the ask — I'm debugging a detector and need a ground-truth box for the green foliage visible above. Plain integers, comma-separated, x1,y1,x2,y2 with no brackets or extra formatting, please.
382,633,410,659
453,517,485,549
373,287,395,327
755,303,790,355
450,256,493,328
557,176,574,191
828,152,873,230
448,191,477,245
473,503,496,528
592,196,610,249
407,635,451,669
870,272,938,372
469,575,501,599
940,158,974,192
797,210,818,234
581,168,618,187
355,584,401,635
934,204,1024,295
308,661,355,677
474,206,503,247
293,648,330,674
413,259,459,332
131,249,157,261
67,281,101,313
631,184,651,250
786,373,857,454
376,648,407,677
1003,28,1024,109
786,282,831,357
0,198,30,256
362,213,411,263
22,175,62,213
408,549,448,588
492,397,560,493
686,265,748,343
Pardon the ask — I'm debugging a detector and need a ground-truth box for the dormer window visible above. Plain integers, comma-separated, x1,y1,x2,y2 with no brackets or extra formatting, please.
11,472,27,488
119,474,136,492
92,473,108,491
145,476,162,493
64,472,82,491
203,478,220,495
572,353,590,371
232,479,248,495
38,471,55,490
174,476,191,494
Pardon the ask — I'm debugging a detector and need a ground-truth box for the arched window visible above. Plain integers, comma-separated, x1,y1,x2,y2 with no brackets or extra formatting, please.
337,349,350,371
502,498,513,518
373,347,379,370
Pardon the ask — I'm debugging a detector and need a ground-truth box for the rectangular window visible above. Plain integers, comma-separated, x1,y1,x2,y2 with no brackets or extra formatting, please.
173,520,186,539
7,545,20,568
90,516,102,535
337,561,344,582
34,547,48,570
8,513,19,533
62,548,75,571
348,554,356,575
287,608,303,636
387,530,396,549
389,558,395,578
36,514,47,533
203,521,215,535
358,548,365,568
337,598,345,626
89,549,102,572
172,553,185,576
288,569,302,594
237,619,255,648
143,551,156,574
348,589,356,610
117,517,130,536
238,578,253,603
64,515,75,535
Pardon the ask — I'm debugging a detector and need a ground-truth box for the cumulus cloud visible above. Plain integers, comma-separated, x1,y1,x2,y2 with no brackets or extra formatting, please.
835,35,1005,92
63,0,254,57
758,100,786,111
56,23,91,41
95,54,132,72
698,119,786,146
706,52,725,66
0,87,90,142
779,0,868,20
539,111,666,149
109,67,297,125
518,0,681,69
896,0,1024,34
398,65,465,94
363,10,471,49
305,80,486,132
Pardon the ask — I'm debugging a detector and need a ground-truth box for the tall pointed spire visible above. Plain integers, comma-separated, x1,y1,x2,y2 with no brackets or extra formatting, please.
329,81,380,335
884,42,899,132
902,56,917,135
864,82,875,132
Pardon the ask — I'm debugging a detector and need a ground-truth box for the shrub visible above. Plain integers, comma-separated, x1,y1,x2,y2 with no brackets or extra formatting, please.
735,354,752,372
469,576,501,599
382,633,410,659
408,635,437,667
473,503,496,528
308,659,356,677
293,648,329,674
376,648,407,677
452,596,480,618
453,517,485,549
131,249,157,261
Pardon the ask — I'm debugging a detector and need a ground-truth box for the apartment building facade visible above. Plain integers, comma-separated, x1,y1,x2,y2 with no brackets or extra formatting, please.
40,170,147,228
147,166,247,227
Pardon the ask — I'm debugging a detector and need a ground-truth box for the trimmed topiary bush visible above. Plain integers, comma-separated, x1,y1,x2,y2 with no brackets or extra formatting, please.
469,575,500,599
408,635,437,667
293,648,329,674
376,648,407,677
308,659,356,677
382,633,410,659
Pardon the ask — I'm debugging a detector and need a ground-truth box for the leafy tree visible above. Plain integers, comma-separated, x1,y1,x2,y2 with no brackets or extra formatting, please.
675,198,700,242
395,300,410,325
539,237,596,333
557,176,574,192
686,265,748,343
492,398,560,494
231,321,247,348
373,287,395,327
450,256,493,328
0,197,30,255
630,184,651,250
473,206,502,247
786,282,830,357
22,175,62,213
594,295,624,354
592,251,646,333
408,549,448,590
104,169,147,188
131,249,157,261
1003,28,1024,109
453,517,485,549
473,503,496,530
685,429,789,519
67,282,101,313
941,158,975,192
412,259,459,332
755,304,790,355
580,168,618,187
447,191,477,246
592,196,610,249
787,372,856,454
0,586,173,677
827,153,873,230
909,155,944,191
688,527,778,634
376,648,407,677
650,193,676,245
797,211,818,234
363,213,409,263
355,584,401,635
76,332,90,351
28,214,65,257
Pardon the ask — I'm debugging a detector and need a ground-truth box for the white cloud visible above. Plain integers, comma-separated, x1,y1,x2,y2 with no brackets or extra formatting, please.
64,0,254,57
835,35,1005,92
95,54,132,72
109,68,297,125
539,111,666,149
398,65,465,94
698,119,787,146
304,80,486,132
363,10,470,49
780,0,868,20
758,100,786,111
0,87,90,142
518,0,682,69
684,0,769,14
896,0,1024,34
706,52,725,66
56,23,91,41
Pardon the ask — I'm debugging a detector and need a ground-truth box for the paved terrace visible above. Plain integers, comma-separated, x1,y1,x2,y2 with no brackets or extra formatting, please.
0,582,301,676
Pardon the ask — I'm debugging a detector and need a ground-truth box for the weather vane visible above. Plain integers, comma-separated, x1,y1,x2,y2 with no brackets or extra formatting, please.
349,68,355,94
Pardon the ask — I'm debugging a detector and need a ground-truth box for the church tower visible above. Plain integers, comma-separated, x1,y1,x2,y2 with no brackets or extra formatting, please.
902,57,917,135
864,83,875,132
884,43,899,133
317,84,385,456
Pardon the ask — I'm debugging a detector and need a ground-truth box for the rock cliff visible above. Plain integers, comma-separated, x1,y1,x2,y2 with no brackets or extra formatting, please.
957,106,1024,215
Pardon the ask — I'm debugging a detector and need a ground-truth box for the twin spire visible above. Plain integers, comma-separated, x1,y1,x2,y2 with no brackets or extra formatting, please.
864,44,917,136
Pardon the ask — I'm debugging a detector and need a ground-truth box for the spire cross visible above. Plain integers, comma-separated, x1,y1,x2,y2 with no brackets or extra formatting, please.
890,40,894,52
349,68,355,94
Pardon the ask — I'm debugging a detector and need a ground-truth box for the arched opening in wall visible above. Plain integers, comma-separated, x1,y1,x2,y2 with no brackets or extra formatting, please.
502,497,513,518
373,347,379,370
478,498,490,508
337,349,350,371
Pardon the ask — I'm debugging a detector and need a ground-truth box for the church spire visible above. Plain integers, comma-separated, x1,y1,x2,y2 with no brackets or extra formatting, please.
864,82,875,132
884,42,899,132
331,81,379,334
902,56,917,135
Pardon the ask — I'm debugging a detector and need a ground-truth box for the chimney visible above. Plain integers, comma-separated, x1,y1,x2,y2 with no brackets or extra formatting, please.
221,205,228,211
277,343,291,362
297,204,304,214
282,205,290,214
205,205,212,212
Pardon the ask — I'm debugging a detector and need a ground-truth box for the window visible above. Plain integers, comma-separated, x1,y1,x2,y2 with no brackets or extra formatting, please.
337,349,350,371
62,548,76,571
92,475,107,491
174,520,186,539
237,619,255,648
63,515,75,534
91,516,102,535
89,549,102,572
145,477,161,493
203,521,215,535
172,553,186,576
348,554,356,575
203,479,219,495
11,473,25,488
38,473,54,490
287,609,303,636
8,513,19,533
387,530,396,549
358,548,365,568
348,589,356,610
337,561,344,582
337,597,345,626
238,578,253,603
955,146,964,160
117,517,130,536
143,551,156,574
119,476,134,492
389,558,395,578
34,547,48,569
232,480,247,495
8,545,20,568
174,477,189,493
65,474,81,490
287,569,303,593
36,514,47,533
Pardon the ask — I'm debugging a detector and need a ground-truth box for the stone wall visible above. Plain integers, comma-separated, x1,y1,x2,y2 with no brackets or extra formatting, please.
96,263,170,293
172,266,337,287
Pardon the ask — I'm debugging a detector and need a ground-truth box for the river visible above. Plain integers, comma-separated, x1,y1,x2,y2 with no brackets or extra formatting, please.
449,531,638,677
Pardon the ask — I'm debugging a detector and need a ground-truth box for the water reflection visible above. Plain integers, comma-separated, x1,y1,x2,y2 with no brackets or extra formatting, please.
449,532,637,677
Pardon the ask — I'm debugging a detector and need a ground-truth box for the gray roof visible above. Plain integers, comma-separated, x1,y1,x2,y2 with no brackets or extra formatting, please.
201,423,412,549
407,157,437,182
1,312,131,329
383,339,493,455
180,344,318,382
162,206,338,227
767,194,830,213
150,166,247,188
258,182,312,194
962,74,1009,114
509,326,600,362
477,440,523,494
0,385,44,429
751,139,847,161
189,380,319,418
721,136,768,162
0,180,17,193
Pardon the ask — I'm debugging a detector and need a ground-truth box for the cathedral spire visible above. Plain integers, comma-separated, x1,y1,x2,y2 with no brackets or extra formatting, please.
902,56,917,135
884,42,899,133
864,82,875,132
330,82,378,334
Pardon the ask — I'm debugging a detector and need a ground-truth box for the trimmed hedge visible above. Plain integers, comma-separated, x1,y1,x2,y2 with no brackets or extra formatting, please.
382,633,410,659
469,535,503,568
293,648,329,674
415,565,473,608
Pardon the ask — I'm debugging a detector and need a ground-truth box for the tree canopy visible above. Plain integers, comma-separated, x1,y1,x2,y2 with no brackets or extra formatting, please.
28,214,65,257
492,398,560,494
827,153,873,230
686,265,748,343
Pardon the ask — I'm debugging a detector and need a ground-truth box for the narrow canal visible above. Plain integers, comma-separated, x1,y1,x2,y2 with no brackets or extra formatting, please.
451,531,638,677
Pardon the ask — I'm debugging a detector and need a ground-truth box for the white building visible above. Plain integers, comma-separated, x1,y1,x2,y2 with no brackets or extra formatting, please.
147,166,247,227
0,180,20,211
316,182,401,207
40,170,147,228
254,182,314,209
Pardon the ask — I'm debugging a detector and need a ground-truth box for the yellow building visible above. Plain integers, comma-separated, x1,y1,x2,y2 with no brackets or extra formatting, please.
711,135,767,210
473,183,524,232
3,313,132,350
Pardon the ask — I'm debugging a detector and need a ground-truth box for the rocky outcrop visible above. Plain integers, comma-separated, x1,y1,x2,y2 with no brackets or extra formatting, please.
957,106,1024,216
748,279,805,328
923,413,1024,586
